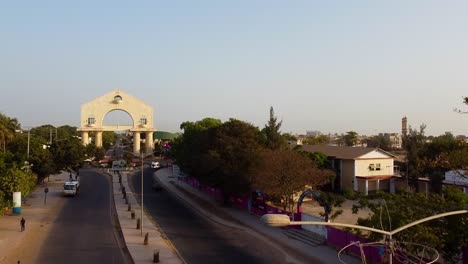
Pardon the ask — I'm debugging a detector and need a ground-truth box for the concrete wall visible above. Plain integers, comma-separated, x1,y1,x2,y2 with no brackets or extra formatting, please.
341,160,355,191
355,158,394,176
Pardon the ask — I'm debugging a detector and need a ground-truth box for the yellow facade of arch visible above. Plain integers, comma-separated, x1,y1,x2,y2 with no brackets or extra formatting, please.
77,89,156,154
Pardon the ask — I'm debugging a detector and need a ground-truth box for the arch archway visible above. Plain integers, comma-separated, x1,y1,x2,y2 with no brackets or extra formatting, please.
77,90,156,154
297,189,331,222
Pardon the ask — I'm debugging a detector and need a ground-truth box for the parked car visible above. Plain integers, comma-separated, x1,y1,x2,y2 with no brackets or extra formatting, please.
151,161,161,169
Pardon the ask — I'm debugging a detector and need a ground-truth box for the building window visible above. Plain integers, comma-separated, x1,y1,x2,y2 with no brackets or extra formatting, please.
140,116,147,126
87,117,95,125
376,163,381,171
369,164,375,171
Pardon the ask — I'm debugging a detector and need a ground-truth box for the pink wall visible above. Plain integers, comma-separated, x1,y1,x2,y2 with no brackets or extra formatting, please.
179,176,300,221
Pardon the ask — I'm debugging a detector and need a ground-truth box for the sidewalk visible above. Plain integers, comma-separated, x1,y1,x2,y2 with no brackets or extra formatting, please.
111,169,183,264
154,167,360,264
0,172,69,264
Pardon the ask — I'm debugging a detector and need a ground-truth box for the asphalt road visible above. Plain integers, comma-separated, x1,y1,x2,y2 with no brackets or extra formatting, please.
130,167,289,264
36,168,128,264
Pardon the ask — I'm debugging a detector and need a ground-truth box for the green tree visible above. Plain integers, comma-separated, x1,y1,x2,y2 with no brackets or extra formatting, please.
254,149,328,212
262,106,285,150
317,191,344,221
0,165,37,204
85,144,106,162
50,136,85,173
30,125,56,143
281,132,297,142
0,113,20,153
9,133,55,183
403,125,426,190
352,189,468,263
303,134,330,145
203,119,263,202
173,117,222,176
366,134,391,151
102,131,116,149
341,131,359,146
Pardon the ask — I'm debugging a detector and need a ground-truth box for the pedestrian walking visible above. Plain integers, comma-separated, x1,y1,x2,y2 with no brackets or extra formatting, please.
20,217,25,232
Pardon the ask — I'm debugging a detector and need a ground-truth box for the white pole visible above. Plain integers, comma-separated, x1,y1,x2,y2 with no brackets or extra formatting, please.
27,130,30,172
388,234,393,264
27,129,30,160
141,151,144,236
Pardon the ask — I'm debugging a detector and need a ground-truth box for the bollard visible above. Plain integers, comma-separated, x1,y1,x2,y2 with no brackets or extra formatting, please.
136,218,141,229
153,249,160,263
131,210,135,219
128,203,131,211
144,232,149,245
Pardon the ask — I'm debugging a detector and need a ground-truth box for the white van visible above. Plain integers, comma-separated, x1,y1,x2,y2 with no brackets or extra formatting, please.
151,161,161,169
64,181,80,196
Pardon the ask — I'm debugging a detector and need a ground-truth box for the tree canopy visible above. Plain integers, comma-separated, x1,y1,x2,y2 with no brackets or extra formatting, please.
366,134,391,151
173,114,332,209
262,106,286,150
352,189,468,263
340,131,359,146
254,149,329,212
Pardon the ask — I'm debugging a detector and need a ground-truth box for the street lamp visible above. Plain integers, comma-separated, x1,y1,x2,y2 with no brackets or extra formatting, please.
117,145,153,236
138,150,156,236
140,150,144,236
261,210,468,264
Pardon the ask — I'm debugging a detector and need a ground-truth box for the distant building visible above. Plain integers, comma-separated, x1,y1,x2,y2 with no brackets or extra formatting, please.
287,138,303,146
379,133,403,149
306,130,321,137
402,116,408,136
301,145,397,195
444,170,468,194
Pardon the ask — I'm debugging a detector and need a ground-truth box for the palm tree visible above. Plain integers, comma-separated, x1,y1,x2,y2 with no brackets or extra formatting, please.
0,113,20,152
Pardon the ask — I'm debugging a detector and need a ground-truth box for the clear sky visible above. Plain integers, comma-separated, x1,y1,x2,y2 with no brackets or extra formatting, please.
1,1,467,136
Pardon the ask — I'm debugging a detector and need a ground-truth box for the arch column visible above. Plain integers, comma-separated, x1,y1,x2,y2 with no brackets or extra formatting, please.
95,131,103,147
133,131,141,154
81,131,89,145
145,132,154,153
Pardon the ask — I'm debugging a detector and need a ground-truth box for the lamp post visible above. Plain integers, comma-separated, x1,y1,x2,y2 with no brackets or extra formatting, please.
26,129,30,172
140,150,144,236
118,145,152,236
138,150,155,236
261,210,468,264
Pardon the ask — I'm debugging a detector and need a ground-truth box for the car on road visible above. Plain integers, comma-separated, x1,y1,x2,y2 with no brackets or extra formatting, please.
151,161,161,169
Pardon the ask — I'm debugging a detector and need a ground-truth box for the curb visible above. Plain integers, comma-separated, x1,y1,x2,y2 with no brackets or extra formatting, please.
110,169,183,264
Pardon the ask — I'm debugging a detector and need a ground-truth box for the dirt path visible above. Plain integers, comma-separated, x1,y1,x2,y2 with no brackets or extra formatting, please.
0,175,68,264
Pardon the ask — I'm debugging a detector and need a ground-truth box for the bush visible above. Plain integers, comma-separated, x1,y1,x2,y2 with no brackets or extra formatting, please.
342,188,358,200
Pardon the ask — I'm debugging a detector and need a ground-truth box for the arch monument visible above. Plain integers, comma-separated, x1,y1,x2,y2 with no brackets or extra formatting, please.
77,90,156,154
